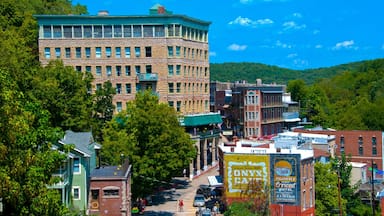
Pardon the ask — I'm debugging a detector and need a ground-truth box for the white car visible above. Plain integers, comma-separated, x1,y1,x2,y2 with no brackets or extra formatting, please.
193,194,206,207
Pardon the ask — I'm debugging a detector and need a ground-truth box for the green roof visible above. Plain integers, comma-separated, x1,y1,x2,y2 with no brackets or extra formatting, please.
180,113,222,127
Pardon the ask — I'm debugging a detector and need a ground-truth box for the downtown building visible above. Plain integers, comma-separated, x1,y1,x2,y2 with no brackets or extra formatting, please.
35,5,222,181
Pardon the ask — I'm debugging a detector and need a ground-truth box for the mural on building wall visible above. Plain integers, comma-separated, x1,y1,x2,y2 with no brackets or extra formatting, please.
224,154,269,198
270,154,301,205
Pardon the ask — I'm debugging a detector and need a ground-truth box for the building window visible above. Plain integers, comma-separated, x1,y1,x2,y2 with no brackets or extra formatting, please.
44,47,51,59
85,47,91,58
73,26,81,38
43,25,52,38
95,47,101,58
75,66,81,72
125,47,131,58
168,83,174,93
176,46,181,57
84,25,92,38
104,25,112,38
104,189,119,197
372,136,377,145
135,47,140,57
154,25,165,37
115,47,121,58
177,101,181,112
146,65,152,73
72,187,80,200
168,25,174,37
168,101,174,107
116,102,122,112
373,146,377,156
176,65,181,75
53,25,62,38
86,66,91,73
168,65,174,76
114,25,122,37
106,47,111,58
116,83,122,94
106,66,112,76
55,47,61,58
96,66,102,76
135,65,141,74
123,25,132,37
145,46,152,57
133,25,142,37
358,136,363,145
359,146,363,156
176,83,181,93
125,66,131,76
73,158,80,174
143,25,153,37
75,47,81,58
65,47,71,58
126,84,131,94
168,46,173,57
116,66,121,76
94,25,102,38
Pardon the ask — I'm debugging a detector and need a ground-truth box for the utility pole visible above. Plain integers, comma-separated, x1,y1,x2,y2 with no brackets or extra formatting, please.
337,169,342,216
371,159,375,216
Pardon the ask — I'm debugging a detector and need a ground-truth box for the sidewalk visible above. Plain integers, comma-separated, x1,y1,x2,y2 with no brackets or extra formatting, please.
144,165,221,216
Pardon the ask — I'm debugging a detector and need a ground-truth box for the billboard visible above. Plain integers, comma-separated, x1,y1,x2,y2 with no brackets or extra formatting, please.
270,154,301,205
224,154,269,198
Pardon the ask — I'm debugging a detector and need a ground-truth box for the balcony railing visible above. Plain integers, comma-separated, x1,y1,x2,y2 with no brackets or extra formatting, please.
50,170,69,188
137,73,158,82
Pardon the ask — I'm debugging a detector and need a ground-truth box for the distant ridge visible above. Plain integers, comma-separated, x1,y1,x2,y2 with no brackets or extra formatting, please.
209,59,382,85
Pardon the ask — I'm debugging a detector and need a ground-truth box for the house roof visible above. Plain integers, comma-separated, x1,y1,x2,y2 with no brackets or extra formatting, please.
60,130,99,157
91,160,131,179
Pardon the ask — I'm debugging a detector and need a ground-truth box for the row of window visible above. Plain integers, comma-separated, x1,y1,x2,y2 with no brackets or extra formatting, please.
245,111,259,121
41,24,208,42
95,82,209,95
340,136,378,155
246,95,259,105
73,64,209,78
115,100,209,113
44,45,208,61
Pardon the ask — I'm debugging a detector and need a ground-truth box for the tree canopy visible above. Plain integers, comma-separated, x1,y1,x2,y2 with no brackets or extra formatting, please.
100,90,196,197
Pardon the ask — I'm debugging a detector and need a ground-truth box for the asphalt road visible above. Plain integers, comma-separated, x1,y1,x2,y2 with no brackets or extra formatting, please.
143,165,220,216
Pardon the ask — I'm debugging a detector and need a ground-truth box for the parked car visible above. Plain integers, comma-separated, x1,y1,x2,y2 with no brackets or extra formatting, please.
200,208,212,216
196,184,212,198
193,194,206,207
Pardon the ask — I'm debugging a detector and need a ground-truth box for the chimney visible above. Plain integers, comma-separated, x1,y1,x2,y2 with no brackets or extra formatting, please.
97,10,109,16
158,6,165,14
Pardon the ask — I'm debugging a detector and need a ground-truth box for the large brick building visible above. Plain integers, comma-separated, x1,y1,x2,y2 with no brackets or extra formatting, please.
35,4,211,114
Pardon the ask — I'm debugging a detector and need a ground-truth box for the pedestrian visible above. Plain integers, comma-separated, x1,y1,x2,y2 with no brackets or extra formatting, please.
183,168,187,178
178,199,184,212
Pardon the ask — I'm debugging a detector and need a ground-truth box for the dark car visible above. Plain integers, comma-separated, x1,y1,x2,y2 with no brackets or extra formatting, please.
196,184,211,198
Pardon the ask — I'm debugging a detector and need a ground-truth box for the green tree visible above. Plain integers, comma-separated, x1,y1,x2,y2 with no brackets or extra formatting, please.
27,60,94,131
0,69,71,215
287,79,307,104
224,202,256,216
101,90,196,197
92,80,116,141
314,162,345,216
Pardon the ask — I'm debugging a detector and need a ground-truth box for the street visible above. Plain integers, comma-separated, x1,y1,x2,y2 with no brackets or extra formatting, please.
143,165,220,216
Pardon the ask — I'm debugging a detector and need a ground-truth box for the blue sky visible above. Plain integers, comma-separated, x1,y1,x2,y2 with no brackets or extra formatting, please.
74,0,384,70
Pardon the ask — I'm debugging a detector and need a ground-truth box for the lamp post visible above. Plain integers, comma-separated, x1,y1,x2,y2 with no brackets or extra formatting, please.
371,159,375,216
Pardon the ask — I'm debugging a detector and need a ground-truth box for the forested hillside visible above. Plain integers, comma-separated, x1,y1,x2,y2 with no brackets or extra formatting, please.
210,60,369,85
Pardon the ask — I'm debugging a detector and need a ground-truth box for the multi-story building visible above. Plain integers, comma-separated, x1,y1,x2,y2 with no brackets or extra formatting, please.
294,128,384,179
35,4,211,114
218,137,315,216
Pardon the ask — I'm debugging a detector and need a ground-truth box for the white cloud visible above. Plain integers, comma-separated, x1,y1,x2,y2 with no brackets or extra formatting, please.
315,44,323,49
293,59,309,68
229,16,274,28
282,21,306,31
381,44,384,50
209,52,217,57
228,43,248,51
332,40,356,50
275,40,293,49
287,53,298,58
313,30,320,35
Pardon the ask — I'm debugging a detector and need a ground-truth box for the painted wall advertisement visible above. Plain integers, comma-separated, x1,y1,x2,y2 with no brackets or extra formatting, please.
224,154,269,198
270,154,301,205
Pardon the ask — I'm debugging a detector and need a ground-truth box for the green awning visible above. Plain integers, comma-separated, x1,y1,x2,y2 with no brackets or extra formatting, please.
180,113,222,127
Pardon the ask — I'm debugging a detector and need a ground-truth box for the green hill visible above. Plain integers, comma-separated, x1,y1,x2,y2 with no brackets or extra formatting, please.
210,60,375,85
